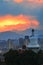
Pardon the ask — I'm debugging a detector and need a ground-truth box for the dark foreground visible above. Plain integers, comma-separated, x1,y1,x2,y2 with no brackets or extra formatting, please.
0,49,43,65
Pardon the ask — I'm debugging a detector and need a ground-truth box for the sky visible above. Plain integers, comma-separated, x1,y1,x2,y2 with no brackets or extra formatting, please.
0,0,43,32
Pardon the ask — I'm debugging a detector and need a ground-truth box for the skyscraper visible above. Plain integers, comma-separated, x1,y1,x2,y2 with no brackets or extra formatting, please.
7,39,14,50
19,38,24,47
24,36,30,46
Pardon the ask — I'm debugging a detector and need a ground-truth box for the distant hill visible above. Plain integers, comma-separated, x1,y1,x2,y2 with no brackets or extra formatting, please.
0,31,23,40
17,29,43,36
0,29,43,40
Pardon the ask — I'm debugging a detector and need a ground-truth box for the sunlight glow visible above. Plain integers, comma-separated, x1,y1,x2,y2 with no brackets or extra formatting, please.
0,15,39,32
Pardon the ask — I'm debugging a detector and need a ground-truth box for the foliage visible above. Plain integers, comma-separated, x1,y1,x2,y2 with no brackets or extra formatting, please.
3,49,43,65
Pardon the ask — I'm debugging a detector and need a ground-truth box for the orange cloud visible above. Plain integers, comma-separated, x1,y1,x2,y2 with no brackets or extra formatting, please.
13,0,23,3
3,0,43,4
0,15,39,32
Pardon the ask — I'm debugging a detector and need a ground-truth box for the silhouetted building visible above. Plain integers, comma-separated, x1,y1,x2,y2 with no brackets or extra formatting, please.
12,39,19,50
7,39,14,50
19,38,24,47
24,36,30,46
25,36,29,39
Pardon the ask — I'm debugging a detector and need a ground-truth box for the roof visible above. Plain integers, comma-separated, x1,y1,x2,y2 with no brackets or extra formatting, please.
26,44,40,48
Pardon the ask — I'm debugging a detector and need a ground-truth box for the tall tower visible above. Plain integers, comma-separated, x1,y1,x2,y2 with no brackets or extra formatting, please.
32,29,34,36
7,39,14,50
24,36,30,46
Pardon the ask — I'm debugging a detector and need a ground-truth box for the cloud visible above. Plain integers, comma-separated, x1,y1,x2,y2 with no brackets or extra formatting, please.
27,0,43,4
2,0,43,10
0,15,39,32
3,0,43,4
3,0,23,3
21,0,43,10
26,0,43,9
0,0,42,30
0,0,43,16
13,0,23,3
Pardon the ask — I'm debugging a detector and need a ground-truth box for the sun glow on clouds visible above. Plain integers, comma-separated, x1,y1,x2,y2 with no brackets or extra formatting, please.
3,0,43,4
3,0,23,3
3,0,43,10
14,0,23,3
0,15,39,32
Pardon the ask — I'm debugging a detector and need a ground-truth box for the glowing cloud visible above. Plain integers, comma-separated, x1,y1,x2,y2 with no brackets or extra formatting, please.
0,15,39,32
3,0,43,9
3,0,23,3
14,0,23,3
3,0,43,5
3,0,43,4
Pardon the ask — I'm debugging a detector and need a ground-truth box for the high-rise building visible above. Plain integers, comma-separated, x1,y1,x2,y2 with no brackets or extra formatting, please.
24,36,30,46
19,38,24,47
12,39,19,50
7,39,14,50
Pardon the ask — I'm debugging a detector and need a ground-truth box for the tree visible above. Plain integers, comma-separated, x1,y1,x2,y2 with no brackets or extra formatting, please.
3,49,18,65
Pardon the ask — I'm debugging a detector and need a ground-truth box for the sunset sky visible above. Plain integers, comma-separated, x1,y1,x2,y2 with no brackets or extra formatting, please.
0,0,43,32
